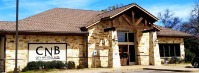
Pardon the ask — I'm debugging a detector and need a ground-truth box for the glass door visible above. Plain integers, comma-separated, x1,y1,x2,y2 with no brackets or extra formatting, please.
129,45,136,65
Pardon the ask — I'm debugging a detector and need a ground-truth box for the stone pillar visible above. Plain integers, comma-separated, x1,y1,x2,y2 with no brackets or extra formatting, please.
136,30,149,65
108,30,121,68
149,31,161,66
180,38,185,59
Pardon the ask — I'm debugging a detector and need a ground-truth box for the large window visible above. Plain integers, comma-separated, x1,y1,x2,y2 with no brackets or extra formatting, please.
117,32,134,42
159,44,180,57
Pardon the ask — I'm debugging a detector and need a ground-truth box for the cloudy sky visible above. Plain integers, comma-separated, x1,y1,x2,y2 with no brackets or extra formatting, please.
0,0,196,21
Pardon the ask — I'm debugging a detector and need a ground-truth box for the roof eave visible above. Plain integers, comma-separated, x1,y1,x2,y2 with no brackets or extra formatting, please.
157,34,193,38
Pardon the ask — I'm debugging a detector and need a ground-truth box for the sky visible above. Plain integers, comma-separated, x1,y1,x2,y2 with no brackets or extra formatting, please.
0,0,196,22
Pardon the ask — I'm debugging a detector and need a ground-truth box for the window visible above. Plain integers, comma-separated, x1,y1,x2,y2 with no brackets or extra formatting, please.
118,32,127,42
117,32,134,42
159,44,180,57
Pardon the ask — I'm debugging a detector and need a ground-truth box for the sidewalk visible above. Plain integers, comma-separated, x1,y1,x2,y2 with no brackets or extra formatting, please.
143,64,199,72
47,64,199,73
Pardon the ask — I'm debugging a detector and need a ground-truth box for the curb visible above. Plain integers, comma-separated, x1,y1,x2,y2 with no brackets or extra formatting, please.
143,68,197,72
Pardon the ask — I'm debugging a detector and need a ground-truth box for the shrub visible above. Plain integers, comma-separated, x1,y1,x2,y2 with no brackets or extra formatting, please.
185,49,195,62
22,60,66,72
56,61,66,69
67,61,75,69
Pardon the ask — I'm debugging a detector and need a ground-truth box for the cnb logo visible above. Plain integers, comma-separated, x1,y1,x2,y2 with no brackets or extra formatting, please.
36,46,60,56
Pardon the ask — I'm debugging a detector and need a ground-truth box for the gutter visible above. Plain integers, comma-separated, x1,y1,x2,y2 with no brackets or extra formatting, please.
0,30,89,36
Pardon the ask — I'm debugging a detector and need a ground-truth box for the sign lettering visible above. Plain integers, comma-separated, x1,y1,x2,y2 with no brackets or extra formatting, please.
29,43,66,62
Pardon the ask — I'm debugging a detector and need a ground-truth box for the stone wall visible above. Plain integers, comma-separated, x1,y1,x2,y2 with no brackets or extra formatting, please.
88,21,112,68
5,35,85,72
157,37,185,61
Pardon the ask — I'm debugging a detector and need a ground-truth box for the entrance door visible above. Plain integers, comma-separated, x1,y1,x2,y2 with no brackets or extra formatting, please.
129,45,136,65
119,45,129,66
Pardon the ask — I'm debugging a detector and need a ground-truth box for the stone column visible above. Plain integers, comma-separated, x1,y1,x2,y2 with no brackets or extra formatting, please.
108,30,121,68
136,30,149,65
149,31,161,66
180,40,185,60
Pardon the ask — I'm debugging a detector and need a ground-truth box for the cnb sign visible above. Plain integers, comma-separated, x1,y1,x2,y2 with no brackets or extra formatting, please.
28,43,66,62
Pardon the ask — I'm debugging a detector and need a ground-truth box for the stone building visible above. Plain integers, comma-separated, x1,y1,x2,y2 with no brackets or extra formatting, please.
0,3,191,72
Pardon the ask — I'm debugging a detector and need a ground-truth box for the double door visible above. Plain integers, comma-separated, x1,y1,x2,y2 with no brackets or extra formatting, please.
119,45,136,66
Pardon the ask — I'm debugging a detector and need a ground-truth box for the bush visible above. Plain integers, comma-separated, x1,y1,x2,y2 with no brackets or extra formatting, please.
67,61,75,69
185,49,195,62
22,60,66,72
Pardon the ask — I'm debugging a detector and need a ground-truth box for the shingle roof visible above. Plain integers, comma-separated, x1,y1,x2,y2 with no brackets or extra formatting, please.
0,8,102,33
157,26,192,37
0,3,192,37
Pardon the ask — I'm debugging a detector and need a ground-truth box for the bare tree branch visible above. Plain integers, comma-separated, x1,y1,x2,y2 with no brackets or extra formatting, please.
158,9,181,29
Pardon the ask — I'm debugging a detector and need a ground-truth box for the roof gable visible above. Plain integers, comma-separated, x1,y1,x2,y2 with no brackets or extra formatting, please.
86,3,158,28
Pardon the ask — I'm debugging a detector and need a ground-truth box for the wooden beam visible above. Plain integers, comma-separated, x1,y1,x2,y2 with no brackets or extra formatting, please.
134,26,153,30
119,16,123,25
122,14,131,25
135,17,143,26
132,11,135,24
112,19,116,27
144,19,147,27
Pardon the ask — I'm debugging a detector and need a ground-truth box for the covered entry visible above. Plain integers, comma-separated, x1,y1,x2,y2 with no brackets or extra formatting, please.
0,37,5,72
117,31,136,66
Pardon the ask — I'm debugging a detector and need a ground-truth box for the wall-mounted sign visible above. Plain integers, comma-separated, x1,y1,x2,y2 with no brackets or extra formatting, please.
93,50,97,55
28,43,67,62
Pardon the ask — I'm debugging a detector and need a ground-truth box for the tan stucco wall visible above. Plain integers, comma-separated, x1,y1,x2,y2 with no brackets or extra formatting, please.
158,37,185,61
5,35,85,72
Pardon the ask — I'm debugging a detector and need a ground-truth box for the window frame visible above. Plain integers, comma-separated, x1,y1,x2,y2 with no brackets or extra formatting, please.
117,31,135,44
158,43,181,58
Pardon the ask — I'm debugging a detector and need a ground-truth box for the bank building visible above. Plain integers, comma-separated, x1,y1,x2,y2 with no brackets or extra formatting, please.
0,3,191,72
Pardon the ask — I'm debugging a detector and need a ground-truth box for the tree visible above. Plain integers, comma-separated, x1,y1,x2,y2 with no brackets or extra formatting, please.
101,4,124,12
179,0,199,62
158,9,181,29
180,1,199,35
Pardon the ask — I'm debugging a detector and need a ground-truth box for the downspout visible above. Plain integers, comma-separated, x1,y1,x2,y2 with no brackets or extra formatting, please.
85,33,89,68
3,36,6,72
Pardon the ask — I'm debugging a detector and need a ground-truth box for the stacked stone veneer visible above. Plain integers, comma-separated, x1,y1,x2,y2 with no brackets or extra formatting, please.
157,37,185,60
5,35,86,72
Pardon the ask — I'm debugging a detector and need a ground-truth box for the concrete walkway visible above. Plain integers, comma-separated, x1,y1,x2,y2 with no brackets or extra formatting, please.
144,66,199,72
47,64,199,73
